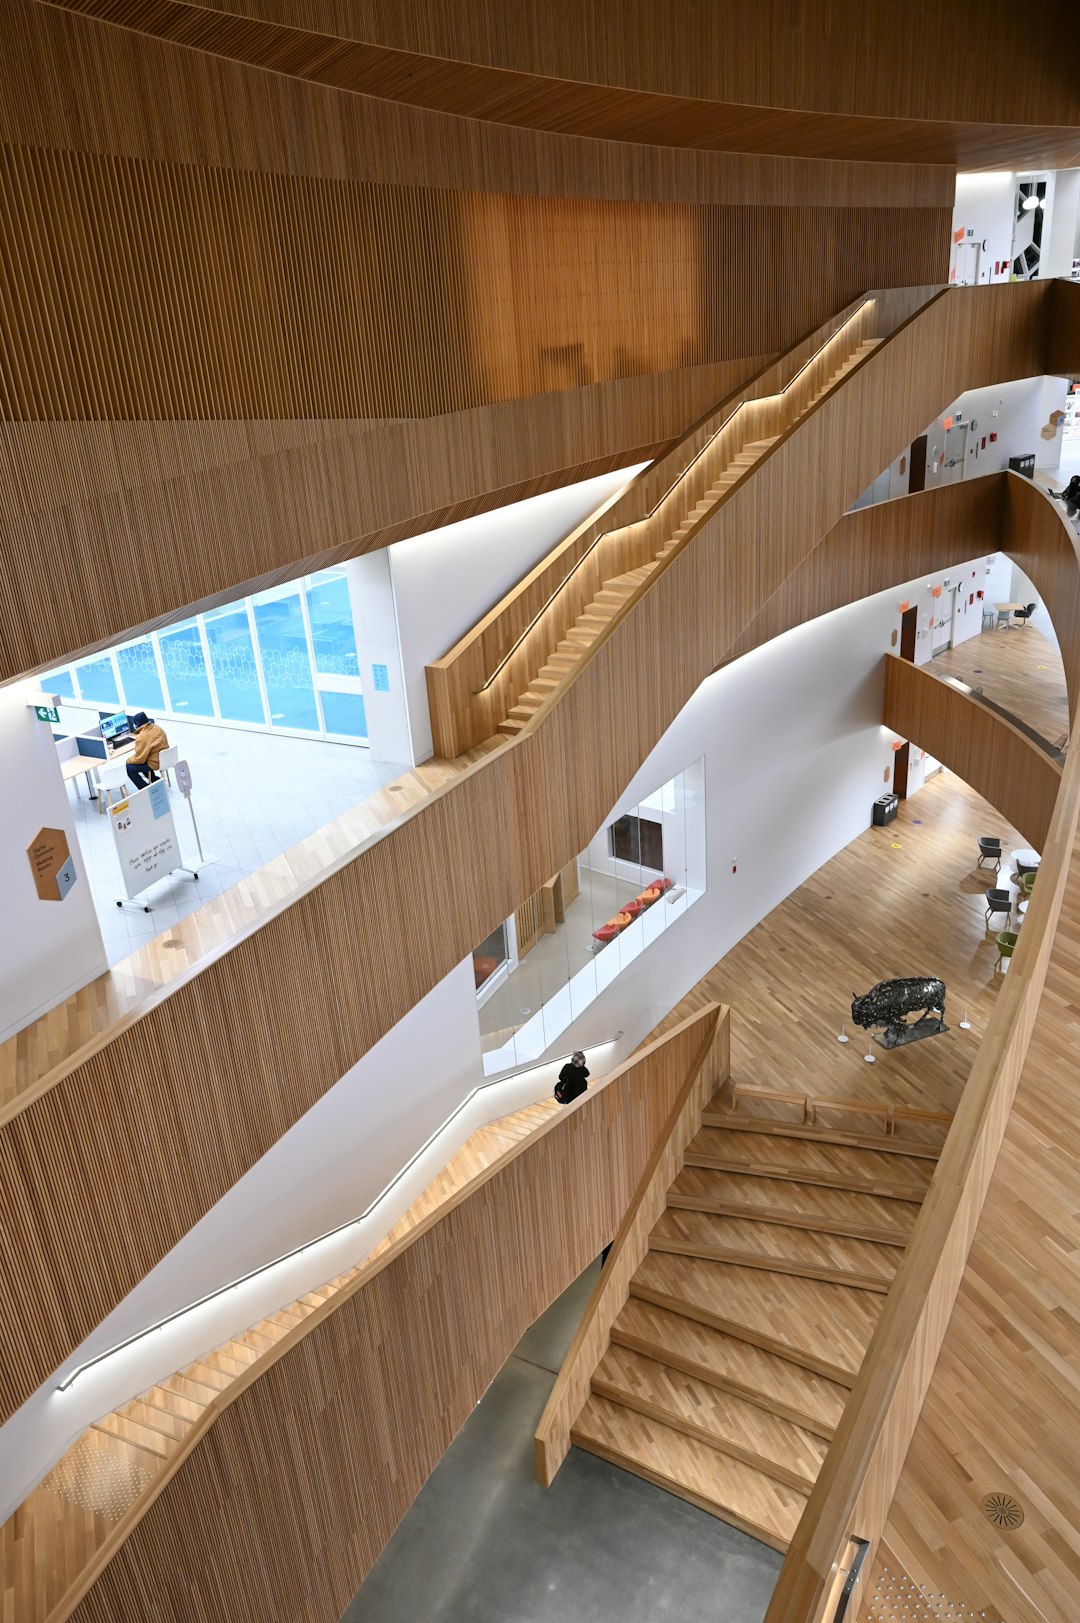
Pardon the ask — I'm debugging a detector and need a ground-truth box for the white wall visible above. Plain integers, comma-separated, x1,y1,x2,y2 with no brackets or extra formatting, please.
344,551,413,766
951,172,1017,285
387,463,647,762
1043,169,1080,280
0,683,108,1041
924,376,1068,486
551,557,992,1061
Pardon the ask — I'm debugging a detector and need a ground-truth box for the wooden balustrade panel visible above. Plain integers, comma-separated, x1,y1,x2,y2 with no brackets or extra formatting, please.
0,284,1068,1426
534,1006,727,1484
761,716,1080,1623
881,655,1061,852
62,1009,722,1623
51,0,1080,166
728,472,1080,723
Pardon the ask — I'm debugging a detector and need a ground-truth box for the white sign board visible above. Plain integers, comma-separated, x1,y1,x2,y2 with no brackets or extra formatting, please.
109,782,181,900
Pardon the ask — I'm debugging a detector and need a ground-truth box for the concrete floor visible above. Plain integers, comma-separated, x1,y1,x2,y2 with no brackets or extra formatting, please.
342,1263,782,1623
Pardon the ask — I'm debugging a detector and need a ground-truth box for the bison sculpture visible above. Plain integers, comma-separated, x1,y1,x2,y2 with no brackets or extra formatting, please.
851,976,947,1050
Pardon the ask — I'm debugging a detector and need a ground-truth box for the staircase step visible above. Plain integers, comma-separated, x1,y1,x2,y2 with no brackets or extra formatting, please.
592,1343,827,1492
612,1298,845,1437
652,1208,899,1291
632,1250,881,1385
93,1411,173,1460
572,1393,806,1552
685,1125,933,1201
138,1382,205,1425
702,1110,943,1160
669,1165,918,1243
117,1397,193,1443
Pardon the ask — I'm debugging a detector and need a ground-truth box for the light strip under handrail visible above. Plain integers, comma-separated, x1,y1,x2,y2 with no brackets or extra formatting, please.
473,297,877,695
55,1032,622,1392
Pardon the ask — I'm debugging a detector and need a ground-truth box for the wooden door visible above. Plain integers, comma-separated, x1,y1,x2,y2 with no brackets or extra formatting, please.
900,606,917,662
893,742,910,799
908,435,927,494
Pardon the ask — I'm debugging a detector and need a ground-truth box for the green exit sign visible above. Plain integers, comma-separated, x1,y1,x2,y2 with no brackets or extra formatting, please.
35,704,59,724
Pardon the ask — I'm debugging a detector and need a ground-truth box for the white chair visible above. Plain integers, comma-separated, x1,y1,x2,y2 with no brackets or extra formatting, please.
158,744,180,785
96,761,132,814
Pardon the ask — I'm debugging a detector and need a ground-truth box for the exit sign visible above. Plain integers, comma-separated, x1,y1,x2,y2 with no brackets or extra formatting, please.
35,704,59,724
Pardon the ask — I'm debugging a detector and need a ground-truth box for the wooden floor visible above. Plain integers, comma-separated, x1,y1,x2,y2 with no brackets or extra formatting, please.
0,1094,557,1623
0,740,501,1123
932,623,1068,745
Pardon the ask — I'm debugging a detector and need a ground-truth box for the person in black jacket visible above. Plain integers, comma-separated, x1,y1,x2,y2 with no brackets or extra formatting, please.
554,1051,589,1105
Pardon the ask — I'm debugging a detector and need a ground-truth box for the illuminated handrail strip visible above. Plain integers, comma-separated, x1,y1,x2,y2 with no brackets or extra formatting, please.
473,297,878,695
55,1033,622,1392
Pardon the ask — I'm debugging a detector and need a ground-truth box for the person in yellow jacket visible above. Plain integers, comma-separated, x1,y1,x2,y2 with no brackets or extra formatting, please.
125,712,169,791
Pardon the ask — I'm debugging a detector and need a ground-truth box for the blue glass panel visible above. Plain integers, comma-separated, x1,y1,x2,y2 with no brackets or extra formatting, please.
319,690,367,739
74,654,119,707
115,639,165,713
158,622,214,716
42,668,77,700
252,591,319,731
203,606,264,724
305,571,359,678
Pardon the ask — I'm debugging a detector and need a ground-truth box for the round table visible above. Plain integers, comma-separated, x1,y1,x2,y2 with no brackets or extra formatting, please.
1011,848,1041,870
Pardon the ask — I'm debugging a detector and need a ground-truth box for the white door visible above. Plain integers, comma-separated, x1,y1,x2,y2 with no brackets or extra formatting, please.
941,422,967,485
932,586,956,656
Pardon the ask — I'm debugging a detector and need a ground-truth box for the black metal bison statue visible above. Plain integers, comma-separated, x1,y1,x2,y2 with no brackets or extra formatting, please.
851,977,947,1050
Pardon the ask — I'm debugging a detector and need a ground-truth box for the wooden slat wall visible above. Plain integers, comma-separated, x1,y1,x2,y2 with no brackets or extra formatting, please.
72,0,1079,132
881,655,1062,853
0,0,957,683
0,285,1068,1430
534,1006,727,1485
0,361,748,684
3,141,939,425
61,1007,724,1623
762,685,1080,1623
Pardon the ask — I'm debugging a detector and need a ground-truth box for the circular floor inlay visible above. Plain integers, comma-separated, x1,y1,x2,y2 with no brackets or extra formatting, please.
982,1491,1024,1529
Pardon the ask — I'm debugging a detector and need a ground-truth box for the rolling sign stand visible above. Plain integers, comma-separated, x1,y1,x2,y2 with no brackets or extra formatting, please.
173,758,214,872
109,778,200,912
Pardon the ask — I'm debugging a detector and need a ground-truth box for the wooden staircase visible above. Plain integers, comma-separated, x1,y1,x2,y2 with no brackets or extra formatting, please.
498,333,882,740
497,435,779,736
564,1093,942,1552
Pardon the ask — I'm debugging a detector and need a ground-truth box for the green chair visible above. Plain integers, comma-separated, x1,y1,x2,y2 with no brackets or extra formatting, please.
1019,871,1036,901
995,930,1019,971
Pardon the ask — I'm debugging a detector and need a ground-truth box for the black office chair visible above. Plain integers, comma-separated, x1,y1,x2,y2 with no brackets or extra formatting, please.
1012,601,1037,627
1052,474,1080,505
977,835,1002,869
985,889,1012,928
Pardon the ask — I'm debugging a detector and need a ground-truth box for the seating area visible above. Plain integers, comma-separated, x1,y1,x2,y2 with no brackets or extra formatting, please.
975,831,1039,970
592,876,673,946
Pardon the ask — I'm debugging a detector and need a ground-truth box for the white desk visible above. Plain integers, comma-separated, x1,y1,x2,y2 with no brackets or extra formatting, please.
58,743,133,798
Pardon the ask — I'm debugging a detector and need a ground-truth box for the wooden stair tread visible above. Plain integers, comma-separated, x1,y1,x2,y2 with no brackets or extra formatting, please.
652,1207,900,1288
633,1251,880,1383
689,1125,933,1186
593,1344,828,1492
704,1111,943,1159
116,1397,192,1442
670,1165,918,1239
139,1382,204,1424
572,1393,806,1552
92,1412,173,1460
612,1298,845,1437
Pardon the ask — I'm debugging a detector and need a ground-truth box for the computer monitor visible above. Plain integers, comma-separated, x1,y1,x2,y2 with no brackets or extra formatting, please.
100,711,131,743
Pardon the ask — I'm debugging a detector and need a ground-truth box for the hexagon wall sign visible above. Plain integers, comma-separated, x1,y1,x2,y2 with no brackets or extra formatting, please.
27,827,77,901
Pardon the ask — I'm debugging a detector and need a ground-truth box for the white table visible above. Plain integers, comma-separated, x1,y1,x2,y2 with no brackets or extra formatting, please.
1011,847,1040,871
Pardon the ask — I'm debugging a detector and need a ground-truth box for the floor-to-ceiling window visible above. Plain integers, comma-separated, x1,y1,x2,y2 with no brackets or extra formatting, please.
40,568,368,746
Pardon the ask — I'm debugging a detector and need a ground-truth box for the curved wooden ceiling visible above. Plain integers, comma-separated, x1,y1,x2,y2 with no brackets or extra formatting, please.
41,0,1080,168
